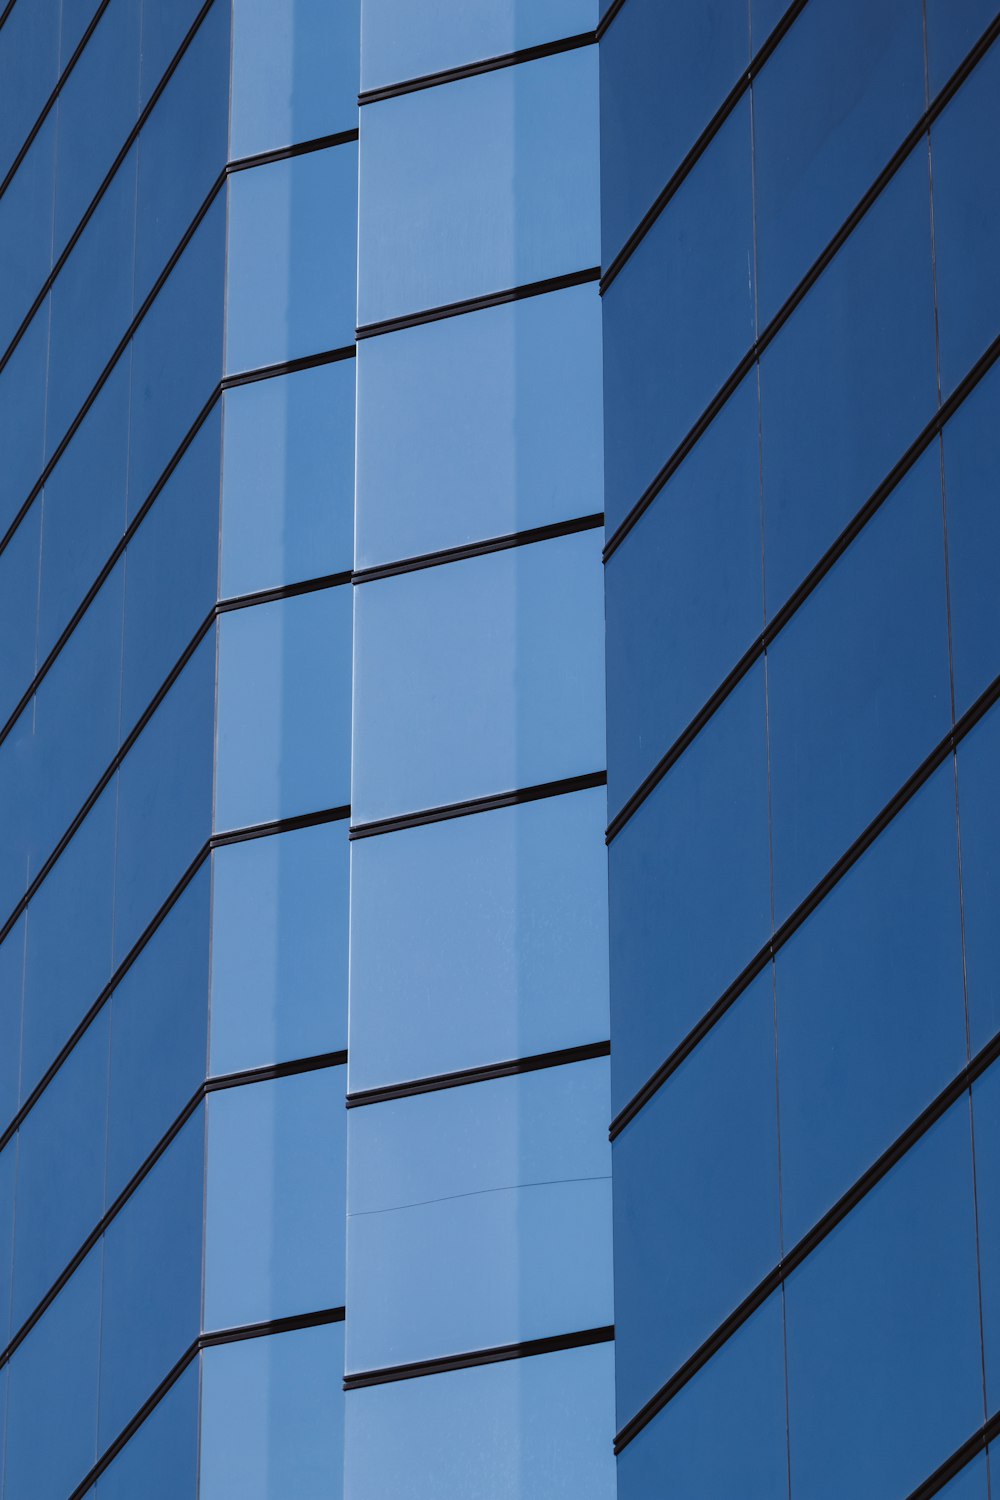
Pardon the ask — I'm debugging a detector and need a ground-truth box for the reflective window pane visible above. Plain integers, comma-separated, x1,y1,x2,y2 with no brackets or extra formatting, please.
972,1060,1000,1413
926,0,996,92
0,917,24,1131
0,0,61,184
231,0,359,156
956,701,1000,1053
0,110,55,353
94,1359,200,1500
0,301,49,538
0,499,41,730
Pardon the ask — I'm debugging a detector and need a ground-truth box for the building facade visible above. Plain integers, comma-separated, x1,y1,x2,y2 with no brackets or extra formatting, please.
0,0,997,1496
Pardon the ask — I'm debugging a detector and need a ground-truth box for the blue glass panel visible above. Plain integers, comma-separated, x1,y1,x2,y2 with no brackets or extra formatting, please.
95,1360,200,1500
121,409,221,731
759,148,937,609
936,1456,990,1500
602,98,755,536
220,359,355,597
60,0,106,64
606,376,763,812
134,0,229,308
345,1342,616,1500
0,109,55,352
956,703,1000,1053
361,0,595,91
0,1140,15,1344
768,448,951,921
784,1104,983,1497
200,1322,346,1500
0,917,24,1130
608,663,771,1113
204,1066,346,1328
616,1297,789,1500
614,971,780,1422
0,714,33,921
138,0,207,105
352,530,605,822
106,864,210,1198
4,1245,102,1500
355,283,603,569
753,0,924,325
357,48,599,325
0,299,49,538
0,497,40,729
349,786,608,1092
113,630,215,961
37,352,130,664
926,0,996,92
215,585,352,831
21,782,116,1100
127,194,225,518
751,0,794,47
225,145,357,375
210,822,348,1076
931,40,1000,396
0,0,60,182
346,1059,612,1369
99,1108,205,1448
776,765,967,1246
973,1061,1000,1412
600,0,749,262
231,0,359,156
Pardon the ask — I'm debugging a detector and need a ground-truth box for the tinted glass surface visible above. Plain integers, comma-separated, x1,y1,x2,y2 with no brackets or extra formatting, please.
972,1061,1000,1413
93,1360,200,1500
925,0,997,92
956,703,1000,1053
0,109,55,354
231,0,359,155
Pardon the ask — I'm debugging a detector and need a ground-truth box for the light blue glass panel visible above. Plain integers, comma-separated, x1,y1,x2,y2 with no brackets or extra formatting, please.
973,1060,1000,1413
215,585,352,831
347,1059,612,1370
355,283,603,568
204,1066,346,1328
362,0,595,90
0,917,24,1130
785,1104,983,1498
345,1342,616,1500
352,529,605,823
616,1297,789,1500
200,1323,345,1500
94,1360,200,1500
957,703,1000,1053
231,0,359,156
225,145,357,375
210,823,348,1076
220,359,355,598
608,663,771,1113
0,109,55,353
349,786,609,1092
357,48,599,325
0,497,40,729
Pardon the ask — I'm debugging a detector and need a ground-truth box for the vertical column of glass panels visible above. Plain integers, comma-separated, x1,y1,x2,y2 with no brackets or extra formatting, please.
346,6,616,1497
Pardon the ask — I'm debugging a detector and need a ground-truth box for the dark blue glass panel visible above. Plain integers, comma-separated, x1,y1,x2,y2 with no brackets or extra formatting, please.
349,786,608,1092
220,360,355,597
0,713,32,922
4,1245,102,1500
0,0,61,182
138,0,206,105
225,145,357,375
210,823,348,1076
113,630,215,961
0,1138,15,1344
204,1066,346,1328
0,110,55,352
357,48,599,325
200,1323,346,1500
121,409,221,731
99,1108,205,1448
0,496,40,728
0,299,49,538
608,663,771,1113
600,0,749,262
940,361,1000,717
215,585,352,831
11,1007,109,1329
606,375,763,812
767,448,951,921
616,1297,789,1500
347,1060,611,1370
614,970,780,1423
345,1342,615,1500
106,864,210,1198
355,284,603,569
972,1060,1000,1413
231,0,359,155
352,530,605,822
753,0,924,325
0,916,24,1130
776,764,967,1246
784,1104,983,1498
361,0,594,91
94,1359,200,1500
956,702,1000,1053
926,0,996,92
751,0,792,47
936,1456,990,1500
759,148,937,610
60,0,106,64
602,98,755,537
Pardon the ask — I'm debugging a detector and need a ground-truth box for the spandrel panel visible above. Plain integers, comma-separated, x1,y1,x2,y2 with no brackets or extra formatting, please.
602,98,755,537
231,0,359,156
357,48,599,326
351,529,606,823
767,448,951,922
215,584,352,832
346,1059,612,1370
220,359,355,598
344,1340,616,1500
349,785,609,1093
210,822,349,1077
608,662,771,1114
355,283,603,569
